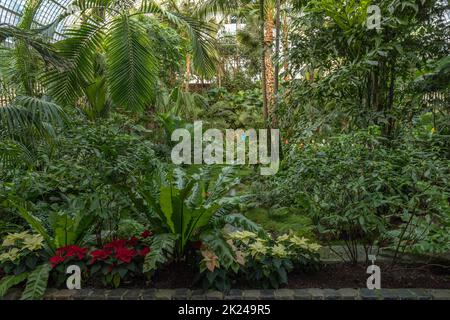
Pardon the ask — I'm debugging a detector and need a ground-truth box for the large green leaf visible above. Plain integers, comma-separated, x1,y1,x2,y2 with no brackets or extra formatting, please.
159,186,175,233
143,233,177,273
49,212,77,248
20,263,51,300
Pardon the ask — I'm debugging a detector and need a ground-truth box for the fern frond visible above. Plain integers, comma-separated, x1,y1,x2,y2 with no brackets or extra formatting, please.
143,233,177,273
20,263,51,300
44,18,105,104
0,273,29,298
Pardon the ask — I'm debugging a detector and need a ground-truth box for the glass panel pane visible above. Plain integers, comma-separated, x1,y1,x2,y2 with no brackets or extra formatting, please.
0,0,72,40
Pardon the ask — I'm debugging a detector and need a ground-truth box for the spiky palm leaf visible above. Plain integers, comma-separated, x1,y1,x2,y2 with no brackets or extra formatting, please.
0,96,66,168
0,96,66,139
0,25,65,68
42,0,219,112
44,18,105,105
0,139,35,169
140,0,219,77
106,15,158,111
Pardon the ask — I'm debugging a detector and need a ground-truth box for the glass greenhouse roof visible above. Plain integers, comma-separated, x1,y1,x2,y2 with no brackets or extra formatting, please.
0,0,73,40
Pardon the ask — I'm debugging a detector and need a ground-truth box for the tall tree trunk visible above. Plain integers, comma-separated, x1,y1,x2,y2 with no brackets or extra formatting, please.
264,5,275,124
273,0,281,127
282,12,290,82
185,53,191,92
260,0,268,122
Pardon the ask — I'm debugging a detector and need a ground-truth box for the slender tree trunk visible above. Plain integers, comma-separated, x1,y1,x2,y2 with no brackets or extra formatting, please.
384,61,396,137
184,53,191,92
273,0,281,127
264,5,275,123
260,0,268,121
282,12,290,82
218,64,222,87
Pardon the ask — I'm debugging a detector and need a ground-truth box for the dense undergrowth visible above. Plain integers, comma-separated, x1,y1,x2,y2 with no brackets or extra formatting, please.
0,0,449,299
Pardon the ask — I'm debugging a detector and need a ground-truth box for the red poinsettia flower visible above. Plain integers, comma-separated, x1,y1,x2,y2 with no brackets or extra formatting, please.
141,230,152,239
127,236,139,247
70,245,88,259
104,239,127,250
115,247,137,263
54,245,88,261
138,247,151,257
90,249,110,264
49,255,65,268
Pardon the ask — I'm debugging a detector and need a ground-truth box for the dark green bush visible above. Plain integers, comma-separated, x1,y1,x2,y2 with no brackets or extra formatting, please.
255,125,449,264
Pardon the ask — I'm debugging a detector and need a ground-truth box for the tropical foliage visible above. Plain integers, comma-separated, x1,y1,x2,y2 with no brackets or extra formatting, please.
0,0,448,297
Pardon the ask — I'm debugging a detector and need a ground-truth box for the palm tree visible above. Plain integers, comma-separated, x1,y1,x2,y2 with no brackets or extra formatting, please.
263,0,275,123
15,0,43,96
44,0,219,112
161,0,219,92
282,10,290,82
0,25,67,169
196,0,281,124
0,96,67,169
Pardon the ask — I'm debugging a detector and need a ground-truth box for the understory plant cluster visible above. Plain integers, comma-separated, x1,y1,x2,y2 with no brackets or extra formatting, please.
251,121,450,264
0,111,321,298
199,231,321,291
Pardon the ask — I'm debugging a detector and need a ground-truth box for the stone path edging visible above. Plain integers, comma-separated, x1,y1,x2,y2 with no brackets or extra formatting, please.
3,288,450,300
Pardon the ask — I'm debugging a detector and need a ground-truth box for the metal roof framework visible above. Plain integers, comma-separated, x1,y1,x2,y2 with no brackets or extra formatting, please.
0,0,73,41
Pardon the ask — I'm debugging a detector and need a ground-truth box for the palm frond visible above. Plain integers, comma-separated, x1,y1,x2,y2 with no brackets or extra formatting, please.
0,25,65,68
0,139,35,169
140,1,219,77
106,15,158,112
14,96,67,126
73,0,115,11
44,18,105,105
194,0,243,17
0,96,66,142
